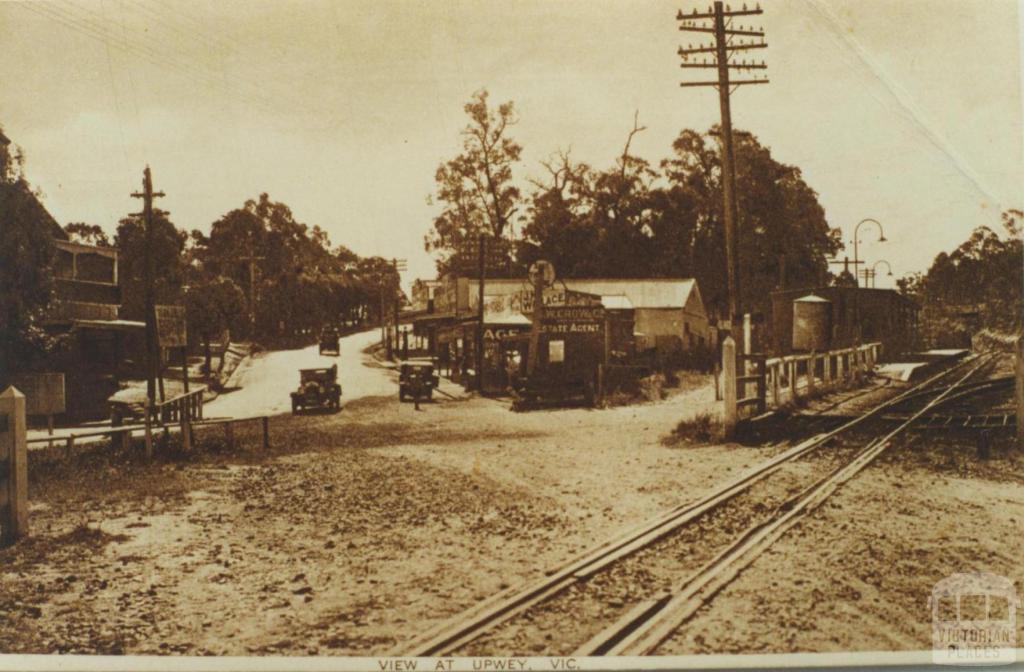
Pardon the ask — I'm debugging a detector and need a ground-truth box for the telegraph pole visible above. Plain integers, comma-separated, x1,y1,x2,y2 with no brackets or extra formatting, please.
239,235,264,338
131,166,165,411
389,258,407,360
476,234,486,392
678,2,767,336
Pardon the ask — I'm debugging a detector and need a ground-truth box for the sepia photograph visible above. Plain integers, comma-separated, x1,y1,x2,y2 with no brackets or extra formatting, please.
0,0,1022,669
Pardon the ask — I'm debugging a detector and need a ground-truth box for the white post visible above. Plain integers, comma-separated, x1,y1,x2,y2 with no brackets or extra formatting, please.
743,313,752,353
771,362,780,408
723,336,737,439
806,353,816,397
0,387,29,545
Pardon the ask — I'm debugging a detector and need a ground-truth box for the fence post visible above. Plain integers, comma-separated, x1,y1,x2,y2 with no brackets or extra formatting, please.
771,362,780,408
120,429,132,452
262,416,270,449
0,387,29,545
722,336,737,439
1016,336,1023,446
806,353,816,397
179,412,191,453
823,354,832,388
837,351,846,381
144,400,153,460
64,436,74,462
788,359,798,401
755,356,766,415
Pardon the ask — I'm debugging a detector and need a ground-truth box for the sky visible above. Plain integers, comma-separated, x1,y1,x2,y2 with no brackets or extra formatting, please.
1,0,1021,291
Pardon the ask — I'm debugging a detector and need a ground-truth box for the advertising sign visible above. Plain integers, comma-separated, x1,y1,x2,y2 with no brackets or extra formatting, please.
156,305,188,349
512,288,602,314
540,305,605,336
452,236,511,275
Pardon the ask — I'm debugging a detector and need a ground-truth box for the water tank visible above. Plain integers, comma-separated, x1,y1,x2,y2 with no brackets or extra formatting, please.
792,294,832,352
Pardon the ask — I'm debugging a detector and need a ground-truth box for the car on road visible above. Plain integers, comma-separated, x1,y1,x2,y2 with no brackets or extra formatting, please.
291,364,342,413
398,360,439,402
319,326,340,356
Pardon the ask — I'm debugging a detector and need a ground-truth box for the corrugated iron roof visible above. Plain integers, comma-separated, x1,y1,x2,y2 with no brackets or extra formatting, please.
564,279,696,309
473,278,698,310
600,294,634,310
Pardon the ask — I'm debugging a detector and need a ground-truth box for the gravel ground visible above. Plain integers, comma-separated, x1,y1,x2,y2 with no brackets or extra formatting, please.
3,359,1016,658
0,365,770,656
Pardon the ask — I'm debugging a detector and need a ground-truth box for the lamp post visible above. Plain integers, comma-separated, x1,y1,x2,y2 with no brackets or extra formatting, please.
852,218,886,287
870,260,893,289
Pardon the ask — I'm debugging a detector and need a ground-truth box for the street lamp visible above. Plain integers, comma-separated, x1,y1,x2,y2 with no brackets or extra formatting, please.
852,218,886,287
871,260,893,288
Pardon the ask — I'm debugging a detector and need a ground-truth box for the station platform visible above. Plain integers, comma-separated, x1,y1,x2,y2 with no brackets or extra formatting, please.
875,349,970,382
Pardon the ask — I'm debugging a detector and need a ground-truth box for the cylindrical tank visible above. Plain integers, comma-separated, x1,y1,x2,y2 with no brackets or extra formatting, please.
792,294,832,352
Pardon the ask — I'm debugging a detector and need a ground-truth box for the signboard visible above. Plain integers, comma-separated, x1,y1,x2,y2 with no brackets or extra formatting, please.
512,288,602,314
483,325,529,341
540,305,605,335
156,305,187,348
452,236,512,275
10,373,65,416
528,260,556,288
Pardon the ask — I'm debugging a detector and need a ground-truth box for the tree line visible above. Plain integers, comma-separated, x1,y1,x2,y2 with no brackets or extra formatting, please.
0,125,400,381
898,210,1022,346
426,90,843,321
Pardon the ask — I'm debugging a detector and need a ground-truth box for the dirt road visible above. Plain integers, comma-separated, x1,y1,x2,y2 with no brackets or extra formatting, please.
205,329,393,419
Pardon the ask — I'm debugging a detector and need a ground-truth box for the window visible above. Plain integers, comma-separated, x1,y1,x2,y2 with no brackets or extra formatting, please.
548,340,565,363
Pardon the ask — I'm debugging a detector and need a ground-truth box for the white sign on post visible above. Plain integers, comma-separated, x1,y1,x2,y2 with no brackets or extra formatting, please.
10,373,65,416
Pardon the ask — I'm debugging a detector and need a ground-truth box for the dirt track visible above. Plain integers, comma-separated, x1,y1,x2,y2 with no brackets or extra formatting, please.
1,355,1020,657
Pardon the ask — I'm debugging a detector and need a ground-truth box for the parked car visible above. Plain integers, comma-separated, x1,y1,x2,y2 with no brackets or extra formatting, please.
108,383,148,426
319,327,340,356
291,364,342,413
398,360,439,402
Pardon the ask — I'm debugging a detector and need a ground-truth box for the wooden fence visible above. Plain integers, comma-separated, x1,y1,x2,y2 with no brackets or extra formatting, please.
723,338,882,436
154,387,205,424
26,412,269,460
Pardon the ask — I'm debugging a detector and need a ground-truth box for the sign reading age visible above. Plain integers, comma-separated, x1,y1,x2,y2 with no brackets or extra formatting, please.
155,305,188,349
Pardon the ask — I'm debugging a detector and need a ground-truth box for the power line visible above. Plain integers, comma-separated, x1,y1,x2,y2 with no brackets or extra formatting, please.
112,0,323,117
17,1,282,115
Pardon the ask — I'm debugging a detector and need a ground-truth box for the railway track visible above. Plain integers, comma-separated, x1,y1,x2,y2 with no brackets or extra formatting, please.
395,354,1000,657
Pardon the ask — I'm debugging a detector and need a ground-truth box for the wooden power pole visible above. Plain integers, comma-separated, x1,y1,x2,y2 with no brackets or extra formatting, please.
239,233,264,339
389,258,407,360
131,166,164,411
677,2,768,335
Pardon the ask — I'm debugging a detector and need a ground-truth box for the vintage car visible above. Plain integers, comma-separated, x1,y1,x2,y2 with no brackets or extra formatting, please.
398,360,439,402
318,326,340,356
291,364,342,413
